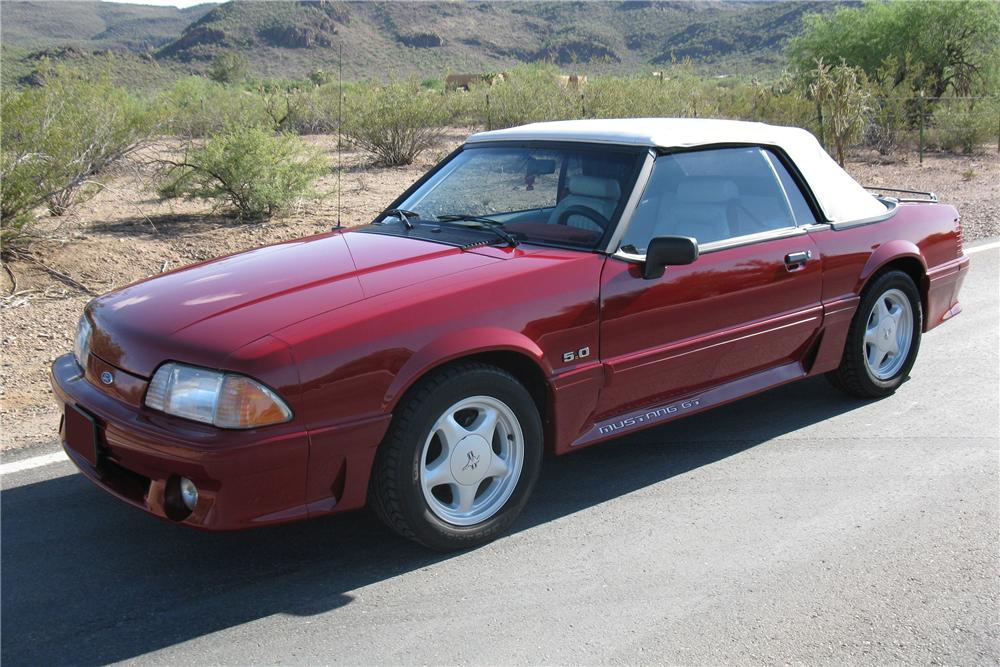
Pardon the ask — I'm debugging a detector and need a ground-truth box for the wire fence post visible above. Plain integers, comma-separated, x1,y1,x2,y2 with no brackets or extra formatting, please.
918,93,925,165
486,93,491,131
816,99,825,151
580,92,585,119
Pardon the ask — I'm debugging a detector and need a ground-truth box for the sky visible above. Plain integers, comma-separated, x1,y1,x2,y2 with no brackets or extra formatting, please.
103,0,223,8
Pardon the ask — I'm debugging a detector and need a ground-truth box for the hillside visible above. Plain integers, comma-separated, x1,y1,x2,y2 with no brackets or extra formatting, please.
1,0,848,85
0,1,215,52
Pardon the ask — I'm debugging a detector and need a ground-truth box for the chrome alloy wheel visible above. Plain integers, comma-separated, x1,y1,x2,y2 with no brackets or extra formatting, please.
419,396,524,526
864,288,914,380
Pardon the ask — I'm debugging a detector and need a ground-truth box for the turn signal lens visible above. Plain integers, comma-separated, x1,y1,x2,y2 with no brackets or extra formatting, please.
74,315,92,369
215,374,293,429
145,362,292,429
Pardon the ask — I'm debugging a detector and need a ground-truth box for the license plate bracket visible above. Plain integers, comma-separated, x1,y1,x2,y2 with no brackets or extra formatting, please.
64,403,100,467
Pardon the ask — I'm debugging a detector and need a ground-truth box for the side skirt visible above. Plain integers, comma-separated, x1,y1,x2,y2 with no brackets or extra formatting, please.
568,361,807,450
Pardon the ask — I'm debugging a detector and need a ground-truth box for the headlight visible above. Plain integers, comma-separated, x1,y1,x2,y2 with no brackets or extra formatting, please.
74,315,92,369
145,362,292,429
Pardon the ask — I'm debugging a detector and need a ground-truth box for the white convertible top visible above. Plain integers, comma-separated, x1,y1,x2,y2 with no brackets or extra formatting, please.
468,118,886,224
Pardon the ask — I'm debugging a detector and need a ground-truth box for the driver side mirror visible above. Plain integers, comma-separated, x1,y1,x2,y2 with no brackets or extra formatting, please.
642,236,699,280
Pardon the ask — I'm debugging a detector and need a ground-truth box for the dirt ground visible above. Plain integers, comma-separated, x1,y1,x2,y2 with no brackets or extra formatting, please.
1,134,997,453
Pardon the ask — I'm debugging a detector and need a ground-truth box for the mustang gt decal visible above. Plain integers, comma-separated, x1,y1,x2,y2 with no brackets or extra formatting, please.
597,399,702,436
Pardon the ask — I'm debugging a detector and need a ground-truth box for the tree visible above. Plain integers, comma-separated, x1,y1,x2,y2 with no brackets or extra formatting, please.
810,60,871,166
788,0,1000,97
208,51,249,85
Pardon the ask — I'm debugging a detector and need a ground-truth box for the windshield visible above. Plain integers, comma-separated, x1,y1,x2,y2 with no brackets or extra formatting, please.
389,144,646,250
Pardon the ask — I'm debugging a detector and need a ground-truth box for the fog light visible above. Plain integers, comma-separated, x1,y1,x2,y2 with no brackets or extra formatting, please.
179,477,198,510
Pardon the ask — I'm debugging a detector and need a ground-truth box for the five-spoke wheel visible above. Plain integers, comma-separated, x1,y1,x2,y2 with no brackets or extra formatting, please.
370,363,542,551
863,288,914,380
828,269,922,398
420,396,524,526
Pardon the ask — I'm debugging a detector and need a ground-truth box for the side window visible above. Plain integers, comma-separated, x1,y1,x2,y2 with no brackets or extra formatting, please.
764,149,818,226
620,147,800,254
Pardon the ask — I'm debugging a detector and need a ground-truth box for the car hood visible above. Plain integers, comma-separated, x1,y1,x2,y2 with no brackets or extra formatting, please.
87,231,504,377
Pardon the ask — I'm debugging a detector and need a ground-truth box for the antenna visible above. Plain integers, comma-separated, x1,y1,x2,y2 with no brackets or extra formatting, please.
336,41,343,229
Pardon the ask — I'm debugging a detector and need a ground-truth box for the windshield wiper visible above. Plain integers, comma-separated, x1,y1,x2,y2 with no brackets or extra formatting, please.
436,214,519,247
380,208,421,230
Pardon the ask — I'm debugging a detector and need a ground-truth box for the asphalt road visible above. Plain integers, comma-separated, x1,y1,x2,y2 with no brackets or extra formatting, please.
3,247,998,666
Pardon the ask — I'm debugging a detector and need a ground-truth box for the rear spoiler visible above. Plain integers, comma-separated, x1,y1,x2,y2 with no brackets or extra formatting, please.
864,186,938,203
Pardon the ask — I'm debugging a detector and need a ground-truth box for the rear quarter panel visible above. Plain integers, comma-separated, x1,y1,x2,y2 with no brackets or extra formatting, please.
807,201,967,374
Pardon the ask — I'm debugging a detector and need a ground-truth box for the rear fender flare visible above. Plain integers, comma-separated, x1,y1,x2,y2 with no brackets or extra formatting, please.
856,240,927,293
382,327,552,411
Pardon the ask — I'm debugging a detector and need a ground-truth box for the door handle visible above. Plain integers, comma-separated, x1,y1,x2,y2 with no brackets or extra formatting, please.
784,250,812,270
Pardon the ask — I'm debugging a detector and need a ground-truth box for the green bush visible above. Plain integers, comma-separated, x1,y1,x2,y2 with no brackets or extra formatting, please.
478,65,580,129
748,74,818,133
158,127,328,219
585,70,704,119
343,79,448,165
208,51,249,85
157,77,270,138
1,66,153,253
933,99,998,153
283,87,339,135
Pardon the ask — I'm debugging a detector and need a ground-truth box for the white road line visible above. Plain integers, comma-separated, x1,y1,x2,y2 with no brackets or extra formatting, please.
966,240,1000,255
0,450,69,476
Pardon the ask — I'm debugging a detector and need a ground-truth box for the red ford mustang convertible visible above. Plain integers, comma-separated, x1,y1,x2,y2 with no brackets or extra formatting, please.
52,119,969,549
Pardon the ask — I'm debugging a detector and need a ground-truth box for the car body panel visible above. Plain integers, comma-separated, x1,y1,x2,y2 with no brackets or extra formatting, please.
597,232,823,419
51,126,970,530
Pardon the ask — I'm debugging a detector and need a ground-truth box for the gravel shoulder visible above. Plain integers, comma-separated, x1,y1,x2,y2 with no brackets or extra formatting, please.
1,140,997,453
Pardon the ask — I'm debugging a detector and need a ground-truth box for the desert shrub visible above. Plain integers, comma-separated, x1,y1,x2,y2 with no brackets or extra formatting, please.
158,77,273,138
342,79,448,165
1,66,153,253
585,76,675,118
933,99,998,154
443,87,486,127
809,60,871,165
308,68,332,87
208,51,249,85
748,74,818,133
863,96,910,155
479,65,580,129
158,127,328,219
282,86,340,135
421,77,444,92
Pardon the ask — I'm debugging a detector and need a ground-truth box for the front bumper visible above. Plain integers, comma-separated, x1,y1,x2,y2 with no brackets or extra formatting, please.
50,354,311,529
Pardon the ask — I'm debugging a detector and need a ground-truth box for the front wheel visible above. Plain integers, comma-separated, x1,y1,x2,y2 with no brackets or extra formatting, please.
827,270,922,398
369,363,543,551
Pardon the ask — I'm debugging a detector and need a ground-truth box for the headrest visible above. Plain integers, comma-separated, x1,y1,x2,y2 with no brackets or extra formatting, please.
676,178,738,203
568,175,621,200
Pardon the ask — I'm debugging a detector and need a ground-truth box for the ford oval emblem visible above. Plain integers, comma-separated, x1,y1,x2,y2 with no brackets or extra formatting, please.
100,371,114,385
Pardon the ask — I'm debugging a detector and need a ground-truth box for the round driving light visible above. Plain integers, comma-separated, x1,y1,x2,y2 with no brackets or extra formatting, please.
179,477,198,510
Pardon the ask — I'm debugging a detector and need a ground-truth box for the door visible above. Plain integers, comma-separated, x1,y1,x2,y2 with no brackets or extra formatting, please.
596,146,824,418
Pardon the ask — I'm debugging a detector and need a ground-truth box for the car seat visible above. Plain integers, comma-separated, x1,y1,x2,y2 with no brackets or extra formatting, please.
547,175,621,233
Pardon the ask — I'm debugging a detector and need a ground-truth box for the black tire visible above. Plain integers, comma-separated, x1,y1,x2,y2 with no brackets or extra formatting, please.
369,362,543,551
826,269,922,398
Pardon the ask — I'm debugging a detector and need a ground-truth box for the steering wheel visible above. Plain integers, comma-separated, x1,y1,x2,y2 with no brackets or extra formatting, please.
556,205,611,233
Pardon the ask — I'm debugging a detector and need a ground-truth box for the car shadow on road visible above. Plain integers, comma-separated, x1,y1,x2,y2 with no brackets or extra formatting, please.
1,376,870,666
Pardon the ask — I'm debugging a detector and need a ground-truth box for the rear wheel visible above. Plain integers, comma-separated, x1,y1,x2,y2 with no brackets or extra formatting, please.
827,270,922,398
370,363,543,551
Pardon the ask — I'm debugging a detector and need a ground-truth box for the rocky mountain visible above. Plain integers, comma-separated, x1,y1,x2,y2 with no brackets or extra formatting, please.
1,0,848,83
